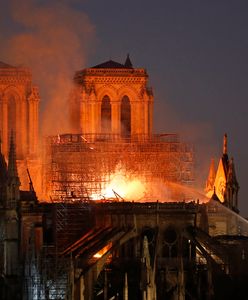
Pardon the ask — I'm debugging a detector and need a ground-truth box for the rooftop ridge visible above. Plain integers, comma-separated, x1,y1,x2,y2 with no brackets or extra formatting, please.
92,59,127,69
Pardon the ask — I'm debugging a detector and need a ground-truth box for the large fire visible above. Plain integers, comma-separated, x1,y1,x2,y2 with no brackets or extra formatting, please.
103,169,145,200
91,166,146,201
90,165,209,203
47,133,194,202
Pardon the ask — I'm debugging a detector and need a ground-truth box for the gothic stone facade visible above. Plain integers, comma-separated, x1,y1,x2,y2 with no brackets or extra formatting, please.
70,57,154,139
0,61,41,193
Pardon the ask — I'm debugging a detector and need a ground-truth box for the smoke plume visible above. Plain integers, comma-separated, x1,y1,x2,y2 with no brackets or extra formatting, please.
0,0,95,135
154,96,218,192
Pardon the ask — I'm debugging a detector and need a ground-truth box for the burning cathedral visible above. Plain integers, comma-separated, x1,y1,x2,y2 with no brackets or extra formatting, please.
44,55,194,202
0,56,247,300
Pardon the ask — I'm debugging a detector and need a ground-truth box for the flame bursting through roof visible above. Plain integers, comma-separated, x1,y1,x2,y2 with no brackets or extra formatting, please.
90,166,209,203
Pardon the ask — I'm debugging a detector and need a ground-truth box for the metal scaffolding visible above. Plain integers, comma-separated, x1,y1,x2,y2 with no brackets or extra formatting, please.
44,133,194,202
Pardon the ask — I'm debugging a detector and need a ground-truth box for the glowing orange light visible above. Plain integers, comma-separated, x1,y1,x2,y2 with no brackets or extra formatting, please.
90,167,209,203
103,169,145,200
93,243,112,258
90,165,146,201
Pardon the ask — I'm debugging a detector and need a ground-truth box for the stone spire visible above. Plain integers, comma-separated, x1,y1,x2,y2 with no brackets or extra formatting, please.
222,133,229,173
8,132,20,183
226,157,239,211
0,135,7,181
0,135,8,202
227,157,238,185
207,133,240,212
3,133,21,277
223,133,227,155
205,158,216,195
211,187,221,203
124,54,133,68
6,133,20,209
141,235,156,300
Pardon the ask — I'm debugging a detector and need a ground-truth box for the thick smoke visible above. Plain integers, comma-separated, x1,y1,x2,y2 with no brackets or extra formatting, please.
0,0,95,135
154,96,218,192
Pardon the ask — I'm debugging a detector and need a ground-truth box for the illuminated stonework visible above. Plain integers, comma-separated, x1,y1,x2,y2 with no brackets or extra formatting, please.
0,61,39,158
70,56,154,138
0,61,40,191
45,58,194,201
205,134,239,211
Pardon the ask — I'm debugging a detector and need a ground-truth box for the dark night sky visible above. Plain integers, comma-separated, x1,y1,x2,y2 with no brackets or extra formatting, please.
1,0,248,215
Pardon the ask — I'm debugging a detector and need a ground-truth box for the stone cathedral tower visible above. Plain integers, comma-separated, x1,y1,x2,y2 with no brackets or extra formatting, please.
70,55,154,138
0,62,39,158
0,61,40,191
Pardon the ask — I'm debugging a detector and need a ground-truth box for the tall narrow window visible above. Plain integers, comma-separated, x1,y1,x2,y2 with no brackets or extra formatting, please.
121,96,131,137
101,95,111,133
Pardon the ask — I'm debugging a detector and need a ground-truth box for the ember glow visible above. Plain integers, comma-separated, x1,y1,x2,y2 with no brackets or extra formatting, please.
93,243,112,258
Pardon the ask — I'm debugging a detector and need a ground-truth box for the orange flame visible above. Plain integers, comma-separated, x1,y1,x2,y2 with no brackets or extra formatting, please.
90,165,209,204
93,243,112,258
90,166,146,201
103,169,145,200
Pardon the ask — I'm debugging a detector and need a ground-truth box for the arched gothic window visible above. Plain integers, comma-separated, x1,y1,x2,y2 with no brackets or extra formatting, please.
121,96,131,137
101,95,111,133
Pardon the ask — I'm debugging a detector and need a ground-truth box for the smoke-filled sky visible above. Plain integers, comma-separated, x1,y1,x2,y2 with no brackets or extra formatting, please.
0,0,95,134
1,0,248,215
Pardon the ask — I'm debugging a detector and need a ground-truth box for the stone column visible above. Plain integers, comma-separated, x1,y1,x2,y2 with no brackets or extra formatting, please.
89,102,93,134
137,100,145,135
131,101,139,137
88,92,97,137
80,100,86,134
2,97,8,157
148,99,153,135
15,99,22,158
111,101,120,135
144,101,149,136
90,102,96,135
96,101,101,134
131,101,135,136
135,101,141,135
85,99,91,135
28,98,35,155
21,98,27,157
34,99,39,156
80,274,85,300
93,101,98,136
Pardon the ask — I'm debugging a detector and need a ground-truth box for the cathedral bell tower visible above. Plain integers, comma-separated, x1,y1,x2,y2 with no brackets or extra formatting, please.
0,61,39,159
70,55,154,139
0,61,40,194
